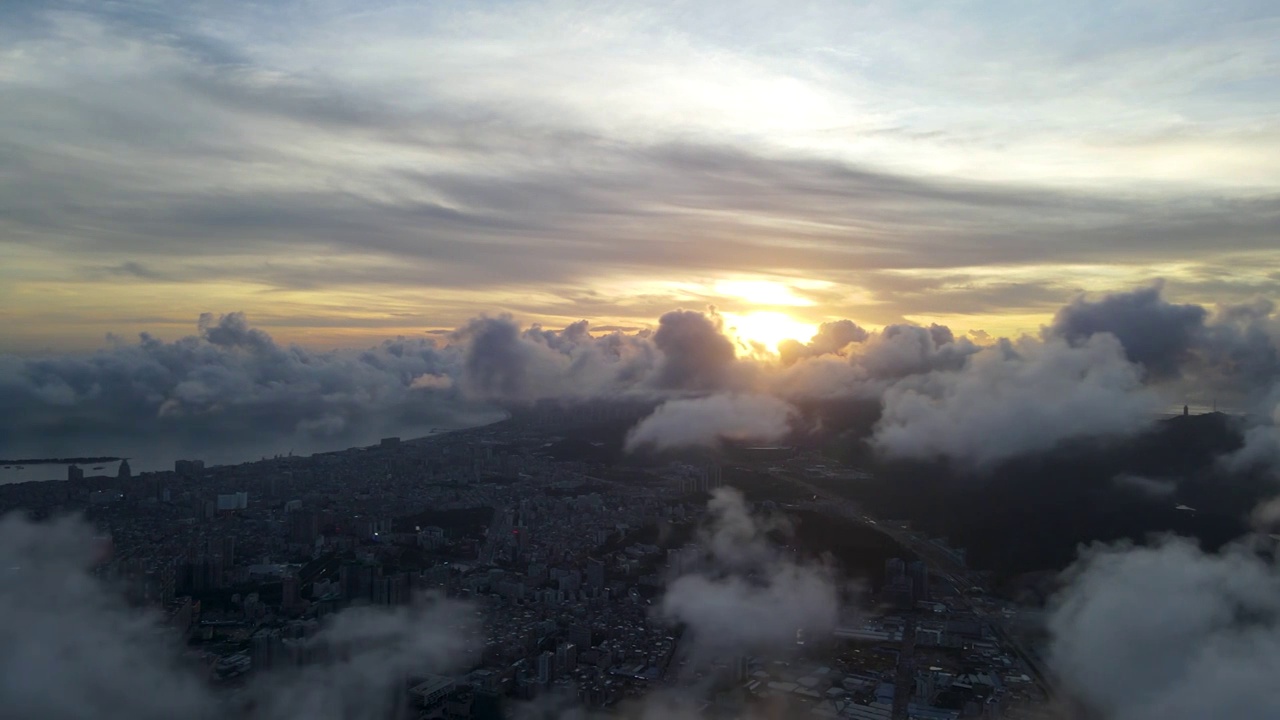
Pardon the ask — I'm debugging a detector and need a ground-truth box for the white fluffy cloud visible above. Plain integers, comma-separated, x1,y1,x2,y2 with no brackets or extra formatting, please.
625,394,796,452
872,334,1162,469
659,489,840,659
1048,536,1280,720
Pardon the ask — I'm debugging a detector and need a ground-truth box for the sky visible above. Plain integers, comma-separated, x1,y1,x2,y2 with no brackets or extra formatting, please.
2,0,1279,353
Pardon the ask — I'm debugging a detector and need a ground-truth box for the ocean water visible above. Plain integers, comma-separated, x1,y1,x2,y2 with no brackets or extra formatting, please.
0,460,127,485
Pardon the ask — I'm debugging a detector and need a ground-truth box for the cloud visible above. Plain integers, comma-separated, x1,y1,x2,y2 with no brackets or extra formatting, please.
1113,474,1179,498
410,372,454,390
658,489,839,660
1220,386,1280,475
651,310,739,393
624,395,795,452
5,5,1280,346
1048,285,1280,404
1250,496,1280,532
1048,282,1208,379
1195,301,1280,404
766,321,980,401
0,512,475,720
872,334,1161,469
854,323,979,380
777,320,869,366
243,599,476,719
4,286,1279,473
450,312,735,403
0,312,497,465
0,513,213,719
1048,536,1280,720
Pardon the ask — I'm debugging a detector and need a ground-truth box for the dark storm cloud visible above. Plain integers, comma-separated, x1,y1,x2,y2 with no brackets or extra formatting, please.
1049,283,1208,378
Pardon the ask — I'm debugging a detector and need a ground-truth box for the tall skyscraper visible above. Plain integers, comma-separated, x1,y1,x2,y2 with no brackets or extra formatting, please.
908,561,929,602
885,557,906,586
587,558,605,590
282,573,300,610
117,459,132,480
556,642,577,673
538,650,555,685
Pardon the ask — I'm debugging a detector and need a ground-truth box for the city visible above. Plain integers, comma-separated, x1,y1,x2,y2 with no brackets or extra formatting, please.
1,407,1058,720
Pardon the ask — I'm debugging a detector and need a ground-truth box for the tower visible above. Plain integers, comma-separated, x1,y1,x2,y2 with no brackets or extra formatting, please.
117,459,132,480
1183,404,1189,417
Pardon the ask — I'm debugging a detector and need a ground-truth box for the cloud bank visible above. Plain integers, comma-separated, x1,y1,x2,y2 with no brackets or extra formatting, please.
3,283,1279,473
872,335,1161,469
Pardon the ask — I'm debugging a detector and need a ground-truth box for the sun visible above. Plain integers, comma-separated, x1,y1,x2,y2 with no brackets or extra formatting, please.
722,311,817,355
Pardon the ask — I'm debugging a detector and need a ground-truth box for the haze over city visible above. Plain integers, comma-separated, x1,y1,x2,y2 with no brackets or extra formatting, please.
2,2,1280,720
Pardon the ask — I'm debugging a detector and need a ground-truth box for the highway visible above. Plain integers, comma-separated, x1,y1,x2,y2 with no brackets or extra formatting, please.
766,465,1056,700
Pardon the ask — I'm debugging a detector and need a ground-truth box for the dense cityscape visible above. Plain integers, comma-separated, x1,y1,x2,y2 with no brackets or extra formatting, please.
1,406,1059,720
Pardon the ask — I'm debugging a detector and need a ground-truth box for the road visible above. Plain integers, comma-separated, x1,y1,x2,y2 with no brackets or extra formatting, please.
768,466,1055,699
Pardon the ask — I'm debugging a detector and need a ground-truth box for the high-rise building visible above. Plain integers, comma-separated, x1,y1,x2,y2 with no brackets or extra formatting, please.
216,492,248,511
537,651,555,685
175,459,205,477
290,510,319,544
67,464,84,482
569,624,592,649
556,643,577,673
472,688,505,720
885,557,906,586
282,573,300,610
117,459,132,480
586,559,605,590
908,561,929,602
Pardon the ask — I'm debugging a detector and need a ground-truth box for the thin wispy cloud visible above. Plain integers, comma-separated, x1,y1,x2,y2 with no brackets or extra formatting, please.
1,1,1278,349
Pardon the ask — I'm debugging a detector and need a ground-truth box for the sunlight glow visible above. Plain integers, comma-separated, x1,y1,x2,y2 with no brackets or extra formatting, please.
714,280,815,307
722,311,817,355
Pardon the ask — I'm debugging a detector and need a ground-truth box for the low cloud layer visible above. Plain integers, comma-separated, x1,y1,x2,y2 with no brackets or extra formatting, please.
624,395,796,453
0,312,499,466
873,335,1161,469
1048,536,1280,720
0,512,476,720
1221,386,1280,476
1048,283,1280,407
1113,474,1179,498
659,489,840,660
3,283,1279,473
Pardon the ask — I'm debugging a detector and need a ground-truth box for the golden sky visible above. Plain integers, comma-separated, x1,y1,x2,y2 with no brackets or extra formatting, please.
2,2,1279,353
